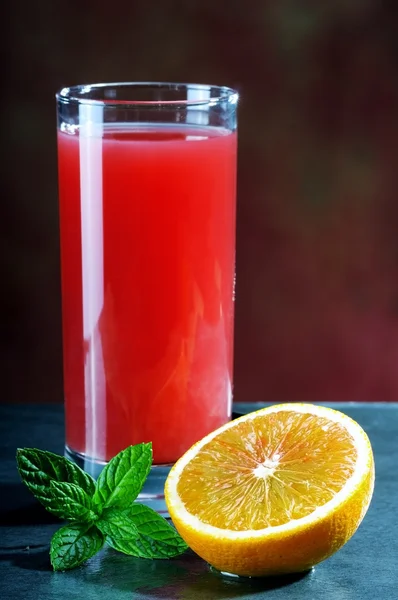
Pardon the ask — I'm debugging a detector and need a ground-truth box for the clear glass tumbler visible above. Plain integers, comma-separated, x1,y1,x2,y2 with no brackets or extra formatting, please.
56,82,238,512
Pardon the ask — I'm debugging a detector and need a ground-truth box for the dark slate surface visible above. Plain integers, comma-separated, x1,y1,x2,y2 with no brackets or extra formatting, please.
0,403,397,599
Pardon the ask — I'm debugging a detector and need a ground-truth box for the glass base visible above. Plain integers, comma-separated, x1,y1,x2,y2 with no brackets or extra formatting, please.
65,446,171,516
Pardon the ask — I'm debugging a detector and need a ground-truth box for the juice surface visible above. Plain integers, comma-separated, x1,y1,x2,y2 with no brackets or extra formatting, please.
57,124,237,464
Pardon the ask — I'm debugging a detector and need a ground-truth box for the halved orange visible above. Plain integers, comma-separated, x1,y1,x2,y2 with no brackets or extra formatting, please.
165,403,374,577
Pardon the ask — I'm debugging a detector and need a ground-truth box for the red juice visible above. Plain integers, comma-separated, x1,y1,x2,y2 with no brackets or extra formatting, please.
57,124,237,464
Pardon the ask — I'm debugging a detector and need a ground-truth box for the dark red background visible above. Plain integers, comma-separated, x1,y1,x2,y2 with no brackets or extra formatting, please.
2,0,398,404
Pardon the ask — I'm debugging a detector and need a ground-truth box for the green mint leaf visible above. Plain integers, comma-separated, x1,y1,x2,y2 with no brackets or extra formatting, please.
49,481,98,522
97,506,139,541
16,448,96,517
104,504,188,559
93,444,152,510
50,523,104,571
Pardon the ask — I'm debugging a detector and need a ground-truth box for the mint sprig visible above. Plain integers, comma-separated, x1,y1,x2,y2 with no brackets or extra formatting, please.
16,444,188,571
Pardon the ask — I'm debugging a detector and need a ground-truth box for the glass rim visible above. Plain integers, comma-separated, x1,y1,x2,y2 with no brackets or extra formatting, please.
56,82,239,108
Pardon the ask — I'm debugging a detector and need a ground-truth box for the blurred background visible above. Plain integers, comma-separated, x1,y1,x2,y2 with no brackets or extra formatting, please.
2,0,398,405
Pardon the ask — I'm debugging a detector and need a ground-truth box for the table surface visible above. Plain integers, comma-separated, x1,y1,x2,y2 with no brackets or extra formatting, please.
1,403,397,600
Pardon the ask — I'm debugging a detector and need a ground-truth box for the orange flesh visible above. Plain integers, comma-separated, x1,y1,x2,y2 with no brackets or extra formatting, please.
177,412,357,530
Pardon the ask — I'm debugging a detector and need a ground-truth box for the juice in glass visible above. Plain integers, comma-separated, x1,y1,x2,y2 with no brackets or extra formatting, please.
57,121,237,466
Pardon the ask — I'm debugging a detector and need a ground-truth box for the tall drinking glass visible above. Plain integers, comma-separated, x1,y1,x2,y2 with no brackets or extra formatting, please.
56,83,238,512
